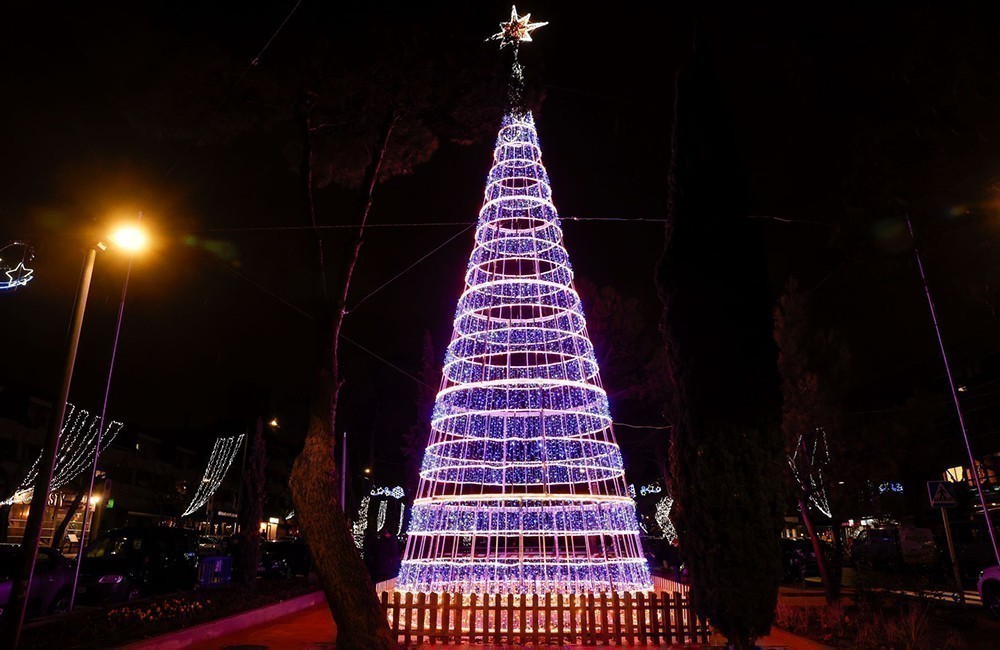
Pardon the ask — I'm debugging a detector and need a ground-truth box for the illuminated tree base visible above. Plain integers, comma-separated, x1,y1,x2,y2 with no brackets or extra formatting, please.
397,558,651,595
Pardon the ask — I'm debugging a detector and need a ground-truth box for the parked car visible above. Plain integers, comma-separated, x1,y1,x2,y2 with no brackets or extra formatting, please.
850,527,935,569
781,538,819,583
76,527,200,604
258,537,310,578
978,566,1000,618
0,545,75,618
197,535,225,557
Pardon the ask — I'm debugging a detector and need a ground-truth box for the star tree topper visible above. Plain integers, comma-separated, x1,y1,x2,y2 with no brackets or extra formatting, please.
489,5,547,49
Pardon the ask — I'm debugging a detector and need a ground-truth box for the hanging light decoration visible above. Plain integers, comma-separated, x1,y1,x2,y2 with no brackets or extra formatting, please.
181,434,244,517
788,428,833,518
3,403,123,505
353,495,371,553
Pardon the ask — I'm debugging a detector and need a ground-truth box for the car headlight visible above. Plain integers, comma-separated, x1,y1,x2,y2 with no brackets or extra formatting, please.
98,574,124,584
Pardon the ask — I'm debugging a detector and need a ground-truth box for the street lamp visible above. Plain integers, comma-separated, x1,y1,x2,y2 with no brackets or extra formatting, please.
2,223,148,649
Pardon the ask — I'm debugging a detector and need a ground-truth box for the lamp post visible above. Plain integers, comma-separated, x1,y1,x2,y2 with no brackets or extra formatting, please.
1,224,147,649
68,223,142,611
907,216,1000,567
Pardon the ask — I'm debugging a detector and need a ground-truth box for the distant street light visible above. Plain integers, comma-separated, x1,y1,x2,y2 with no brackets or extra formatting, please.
268,418,280,429
2,221,149,649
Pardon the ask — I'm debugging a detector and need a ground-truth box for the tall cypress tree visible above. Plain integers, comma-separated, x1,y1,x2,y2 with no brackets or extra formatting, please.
656,33,785,650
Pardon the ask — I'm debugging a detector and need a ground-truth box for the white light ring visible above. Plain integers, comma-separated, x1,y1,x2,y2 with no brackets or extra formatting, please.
431,395,612,427
406,502,640,535
429,413,613,440
471,231,563,256
493,146,542,165
442,354,599,381
432,388,611,419
401,558,648,568
478,194,555,217
445,328,594,358
421,436,622,464
465,263,572,287
414,493,634,505
456,278,572,304
474,218,562,243
452,303,585,329
418,466,625,486
484,180,552,203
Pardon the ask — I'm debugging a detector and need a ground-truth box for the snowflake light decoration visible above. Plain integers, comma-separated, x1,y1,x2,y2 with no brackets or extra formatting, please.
655,496,677,543
489,5,547,49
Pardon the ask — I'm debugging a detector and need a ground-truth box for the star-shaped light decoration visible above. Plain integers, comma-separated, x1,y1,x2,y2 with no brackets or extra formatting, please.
489,5,547,49
2,261,33,289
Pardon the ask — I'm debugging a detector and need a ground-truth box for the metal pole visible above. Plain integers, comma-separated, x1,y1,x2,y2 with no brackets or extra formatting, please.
2,247,97,649
907,216,1000,566
941,507,965,605
69,252,132,611
341,431,347,510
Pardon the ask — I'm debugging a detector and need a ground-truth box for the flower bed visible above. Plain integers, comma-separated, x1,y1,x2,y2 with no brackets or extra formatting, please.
774,597,974,649
21,578,317,649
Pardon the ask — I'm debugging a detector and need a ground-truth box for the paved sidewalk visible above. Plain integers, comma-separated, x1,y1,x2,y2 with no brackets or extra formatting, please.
187,603,336,650
184,602,828,649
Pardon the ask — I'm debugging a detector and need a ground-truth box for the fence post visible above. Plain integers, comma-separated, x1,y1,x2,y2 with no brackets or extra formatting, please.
519,592,527,645
505,593,514,644
673,592,685,644
453,591,463,643
492,593,501,644
391,591,401,644
636,591,647,643
402,591,413,647
440,592,450,645
420,592,431,645
685,592,698,642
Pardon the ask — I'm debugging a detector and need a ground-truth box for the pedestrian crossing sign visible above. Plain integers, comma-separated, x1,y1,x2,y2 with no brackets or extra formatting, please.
927,480,957,508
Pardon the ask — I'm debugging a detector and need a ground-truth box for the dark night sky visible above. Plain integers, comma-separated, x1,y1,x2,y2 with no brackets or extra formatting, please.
4,1,1000,478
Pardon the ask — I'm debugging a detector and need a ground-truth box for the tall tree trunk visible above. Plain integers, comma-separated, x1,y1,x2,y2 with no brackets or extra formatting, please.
236,417,267,585
795,439,839,602
797,497,835,599
289,105,398,650
0,504,9,543
0,469,10,543
50,488,85,552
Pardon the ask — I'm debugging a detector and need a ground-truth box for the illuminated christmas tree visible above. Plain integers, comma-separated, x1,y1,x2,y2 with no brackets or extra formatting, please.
396,7,651,595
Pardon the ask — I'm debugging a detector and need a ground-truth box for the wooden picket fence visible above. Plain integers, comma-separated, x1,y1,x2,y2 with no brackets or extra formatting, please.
379,590,711,646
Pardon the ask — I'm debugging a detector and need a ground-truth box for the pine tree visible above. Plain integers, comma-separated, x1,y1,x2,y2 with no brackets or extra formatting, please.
400,331,438,501
657,35,784,649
